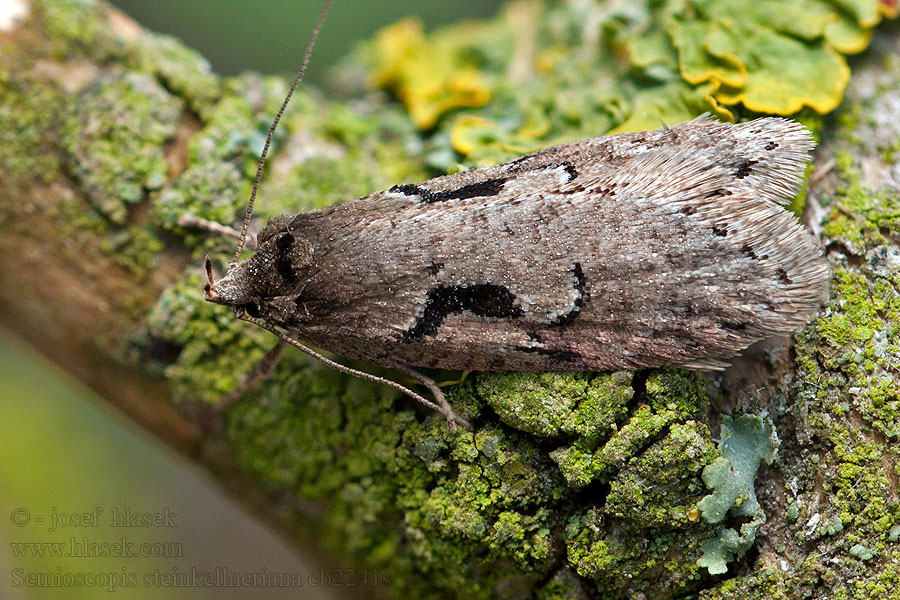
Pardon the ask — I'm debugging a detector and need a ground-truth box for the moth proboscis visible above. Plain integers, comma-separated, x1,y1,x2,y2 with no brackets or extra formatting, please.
198,1,829,431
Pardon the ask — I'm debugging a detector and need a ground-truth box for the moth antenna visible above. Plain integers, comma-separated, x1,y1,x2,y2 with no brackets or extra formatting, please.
238,314,472,431
659,118,671,132
232,0,332,266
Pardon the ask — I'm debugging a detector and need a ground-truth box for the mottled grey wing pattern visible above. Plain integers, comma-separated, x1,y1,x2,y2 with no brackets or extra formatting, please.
288,117,829,371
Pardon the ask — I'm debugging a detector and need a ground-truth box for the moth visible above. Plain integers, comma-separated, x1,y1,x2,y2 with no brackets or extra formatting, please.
199,3,829,430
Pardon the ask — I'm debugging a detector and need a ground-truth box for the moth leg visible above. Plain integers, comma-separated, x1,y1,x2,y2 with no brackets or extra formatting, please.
220,340,285,409
395,366,471,432
237,314,471,432
178,213,258,251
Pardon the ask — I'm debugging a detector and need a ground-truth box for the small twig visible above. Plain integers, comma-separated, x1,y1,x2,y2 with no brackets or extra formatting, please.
809,158,836,187
179,214,258,251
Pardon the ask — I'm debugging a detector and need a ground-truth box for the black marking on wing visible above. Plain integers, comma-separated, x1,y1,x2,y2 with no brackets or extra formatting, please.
740,244,769,261
712,226,728,237
400,283,523,342
390,177,512,204
426,261,444,276
551,263,588,327
506,158,580,183
734,159,758,179
705,188,733,199
515,344,580,363
275,233,297,284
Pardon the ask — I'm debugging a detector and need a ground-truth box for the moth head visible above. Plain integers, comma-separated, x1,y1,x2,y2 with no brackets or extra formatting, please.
203,0,330,322
204,216,313,320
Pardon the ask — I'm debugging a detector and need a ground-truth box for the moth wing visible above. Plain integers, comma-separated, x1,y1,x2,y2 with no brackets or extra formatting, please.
291,118,827,371
380,116,813,208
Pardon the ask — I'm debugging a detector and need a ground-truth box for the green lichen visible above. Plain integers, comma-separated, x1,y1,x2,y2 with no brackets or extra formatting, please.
60,70,182,224
565,506,714,598
224,363,726,599
369,18,498,129
605,420,719,527
550,369,708,487
147,79,259,254
145,274,272,404
204,355,725,598
227,372,562,598
152,162,243,240
129,32,221,118
35,0,122,61
669,0,853,114
475,371,632,439
805,201,900,437
39,0,221,115
355,0,894,173
0,72,63,185
350,1,732,169
41,61,186,276
99,225,165,276
534,568,590,600
696,415,778,574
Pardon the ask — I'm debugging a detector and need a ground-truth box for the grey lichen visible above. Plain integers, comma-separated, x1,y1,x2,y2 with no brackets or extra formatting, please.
696,415,778,574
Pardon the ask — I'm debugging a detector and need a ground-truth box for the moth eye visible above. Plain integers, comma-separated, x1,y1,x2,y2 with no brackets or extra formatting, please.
244,303,261,318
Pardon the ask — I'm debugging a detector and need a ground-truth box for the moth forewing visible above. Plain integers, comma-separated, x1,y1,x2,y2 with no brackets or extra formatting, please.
216,118,826,372
203,5,828,428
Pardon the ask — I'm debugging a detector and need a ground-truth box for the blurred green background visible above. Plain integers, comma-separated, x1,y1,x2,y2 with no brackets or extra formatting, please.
0,1,501,599
0,333,350,600
110,0,502,82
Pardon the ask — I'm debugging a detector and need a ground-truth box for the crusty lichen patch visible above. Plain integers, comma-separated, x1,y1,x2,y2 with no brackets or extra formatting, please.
476,371,633,439
222,366,729,599
549,370,709,488
60,70,182,224
0,71,63,184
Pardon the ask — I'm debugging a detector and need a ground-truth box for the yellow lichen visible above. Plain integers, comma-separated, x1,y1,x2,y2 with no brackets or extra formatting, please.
371,18,491,129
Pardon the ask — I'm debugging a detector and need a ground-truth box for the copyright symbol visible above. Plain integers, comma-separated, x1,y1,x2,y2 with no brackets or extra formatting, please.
11,508,30,527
